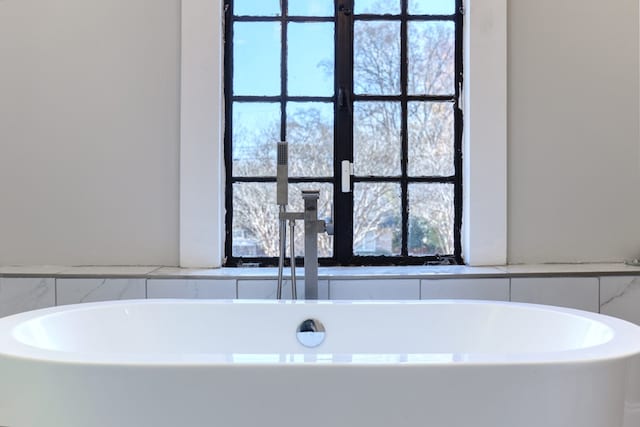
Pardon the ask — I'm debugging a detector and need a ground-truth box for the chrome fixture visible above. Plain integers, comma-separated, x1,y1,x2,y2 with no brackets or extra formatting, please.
296,318,326,348
276,141,297,299
276,142,333,300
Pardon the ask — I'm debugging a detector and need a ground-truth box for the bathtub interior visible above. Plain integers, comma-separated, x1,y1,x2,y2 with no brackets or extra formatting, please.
5,300,617,359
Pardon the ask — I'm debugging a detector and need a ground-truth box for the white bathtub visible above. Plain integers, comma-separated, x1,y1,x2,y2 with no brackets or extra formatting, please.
0,299,639,427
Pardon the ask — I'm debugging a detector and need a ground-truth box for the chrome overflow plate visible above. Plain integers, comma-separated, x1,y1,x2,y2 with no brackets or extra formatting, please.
296,319,326,348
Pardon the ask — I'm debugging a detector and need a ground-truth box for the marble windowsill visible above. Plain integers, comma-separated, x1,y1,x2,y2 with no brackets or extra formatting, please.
0,263,639,279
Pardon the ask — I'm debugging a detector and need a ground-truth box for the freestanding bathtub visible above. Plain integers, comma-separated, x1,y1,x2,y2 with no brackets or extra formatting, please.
0,299,639,427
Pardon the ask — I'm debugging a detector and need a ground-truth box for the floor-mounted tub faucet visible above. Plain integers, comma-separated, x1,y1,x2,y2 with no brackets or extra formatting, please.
276,142,333,300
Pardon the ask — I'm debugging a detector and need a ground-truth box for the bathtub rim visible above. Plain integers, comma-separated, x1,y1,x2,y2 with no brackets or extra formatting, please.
0,299,639,367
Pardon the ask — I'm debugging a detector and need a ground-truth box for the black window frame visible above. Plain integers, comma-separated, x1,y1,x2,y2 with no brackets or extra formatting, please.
223,0,464,267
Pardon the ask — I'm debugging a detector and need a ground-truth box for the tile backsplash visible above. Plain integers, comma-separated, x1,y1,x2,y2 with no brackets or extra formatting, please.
237,280,329,300
0,277,55,317
421,278,510,301
330,279,420,300
56,278,146,306
510,277,599,312
148,279,236,299
1,266,640,326
600,276,640,325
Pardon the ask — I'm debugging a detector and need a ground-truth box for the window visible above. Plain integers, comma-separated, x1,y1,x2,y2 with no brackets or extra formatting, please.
224,0,463,266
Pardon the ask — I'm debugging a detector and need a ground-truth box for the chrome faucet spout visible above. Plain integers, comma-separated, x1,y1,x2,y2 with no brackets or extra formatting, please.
302,191,322,300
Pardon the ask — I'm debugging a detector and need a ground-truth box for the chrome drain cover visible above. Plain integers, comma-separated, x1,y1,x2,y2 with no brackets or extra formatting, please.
296,319,326,348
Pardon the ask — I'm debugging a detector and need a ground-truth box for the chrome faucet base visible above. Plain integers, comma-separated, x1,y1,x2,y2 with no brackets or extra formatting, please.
302,191,320,300
276,200,324,300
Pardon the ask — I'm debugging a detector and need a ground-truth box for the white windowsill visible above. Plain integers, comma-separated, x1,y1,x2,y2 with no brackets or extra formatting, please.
1,264,639,279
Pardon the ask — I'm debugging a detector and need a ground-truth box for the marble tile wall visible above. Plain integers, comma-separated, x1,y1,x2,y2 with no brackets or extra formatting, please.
600,276,640,325
0,277,55,317
57,278,146,306
148,279,236,299
511,277,599,312
421,278,510,301
330,279,420,300
2,273,640,326
237,280,329,300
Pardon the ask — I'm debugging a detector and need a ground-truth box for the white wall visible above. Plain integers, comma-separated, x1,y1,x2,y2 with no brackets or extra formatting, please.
508,0,640,263
1,0,639,266
0,0,181,265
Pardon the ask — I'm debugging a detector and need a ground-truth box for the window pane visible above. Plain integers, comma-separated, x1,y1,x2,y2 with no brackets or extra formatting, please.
234,0,280,16
408,184,454,255
233,182,333,258
288,23,334,96
354,0,400,14
408,102,454,176
354,102,401,176
288,183,334,257
288,0,334,16
354,21,400,95
409,0,455,15
234,22,281,96
354,183,401,256
408,21,455,95
233,182,278,257
233,102,280,177
287,102,333,177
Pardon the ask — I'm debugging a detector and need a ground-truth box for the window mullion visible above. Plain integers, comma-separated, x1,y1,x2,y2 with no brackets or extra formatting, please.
400,0,409,257
453,0,464,263
223,0,234,264
333,0,355,263
280,0,288,142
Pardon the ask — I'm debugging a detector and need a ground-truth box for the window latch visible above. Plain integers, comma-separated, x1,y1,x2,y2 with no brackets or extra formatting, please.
338,87,352,113
341,160,353,193
338,5,352,16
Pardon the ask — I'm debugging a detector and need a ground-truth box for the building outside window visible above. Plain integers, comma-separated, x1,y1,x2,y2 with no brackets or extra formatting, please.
224,0,463,266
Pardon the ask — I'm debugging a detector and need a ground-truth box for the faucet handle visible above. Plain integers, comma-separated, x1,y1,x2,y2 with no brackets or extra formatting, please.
325,222,335,235
324,202,335,235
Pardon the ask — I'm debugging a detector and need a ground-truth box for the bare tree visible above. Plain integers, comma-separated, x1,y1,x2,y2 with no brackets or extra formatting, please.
232,12,456,258
232,108,333,257
351,19,455,254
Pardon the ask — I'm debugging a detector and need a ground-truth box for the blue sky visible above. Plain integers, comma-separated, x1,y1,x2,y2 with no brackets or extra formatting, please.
233,22,333,97
233,0,455,17
232,0,455,154
233,0,455,96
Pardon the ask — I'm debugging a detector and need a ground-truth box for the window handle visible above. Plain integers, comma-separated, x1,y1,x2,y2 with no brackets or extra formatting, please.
341,160,353,193
338,87,352,114
338,4,352,16
324,202,335,235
